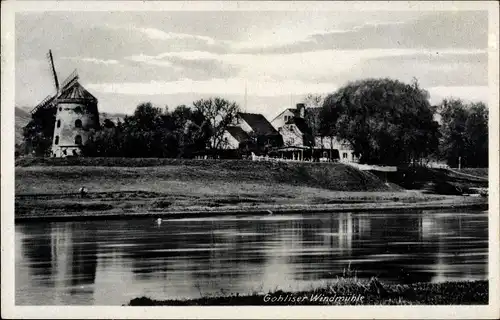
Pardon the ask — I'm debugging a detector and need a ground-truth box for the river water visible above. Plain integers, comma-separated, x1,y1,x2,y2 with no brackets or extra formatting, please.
15,209,488,305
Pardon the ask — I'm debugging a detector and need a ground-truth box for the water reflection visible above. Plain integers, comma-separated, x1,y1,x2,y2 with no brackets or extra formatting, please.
15,210,488,305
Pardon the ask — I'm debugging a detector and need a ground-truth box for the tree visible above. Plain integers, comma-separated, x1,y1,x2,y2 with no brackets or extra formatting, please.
102,119,116,129
321,78,440,165
192,97,240,151
23,115,55,157
170,105,211,158
82,126,122,157
83,102,179,158
303,93,323,136
438,98,488,167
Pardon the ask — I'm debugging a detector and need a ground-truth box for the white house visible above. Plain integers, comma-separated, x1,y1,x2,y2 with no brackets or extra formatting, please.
218,112,283,151
271,103,306,131
271,103,358,162
220,126,251,149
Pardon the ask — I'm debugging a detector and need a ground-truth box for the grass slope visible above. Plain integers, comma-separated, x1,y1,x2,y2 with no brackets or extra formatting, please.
15,158,393,193
15,158,486,220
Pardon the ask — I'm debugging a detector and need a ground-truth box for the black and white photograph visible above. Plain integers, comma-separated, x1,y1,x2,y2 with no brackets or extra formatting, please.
1,1,499,319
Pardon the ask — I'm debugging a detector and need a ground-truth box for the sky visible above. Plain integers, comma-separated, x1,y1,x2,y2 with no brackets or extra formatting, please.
15,10,489,120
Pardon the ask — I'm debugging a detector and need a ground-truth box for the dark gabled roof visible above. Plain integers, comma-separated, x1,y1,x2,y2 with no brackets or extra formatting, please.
285,117,312,135
238,112,279,136
226,126,251,143
58,80,97,102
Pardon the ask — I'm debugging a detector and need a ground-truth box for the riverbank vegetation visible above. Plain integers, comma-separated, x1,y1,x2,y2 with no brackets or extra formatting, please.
128,278,488,305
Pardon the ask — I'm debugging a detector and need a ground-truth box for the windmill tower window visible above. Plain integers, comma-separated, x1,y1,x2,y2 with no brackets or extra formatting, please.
54,136,59,145
75,119,82,128
75,135,82,145
56,120,61,128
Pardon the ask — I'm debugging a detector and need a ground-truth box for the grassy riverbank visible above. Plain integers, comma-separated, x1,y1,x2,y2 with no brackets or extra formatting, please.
15,158,487,221
128,279,488,305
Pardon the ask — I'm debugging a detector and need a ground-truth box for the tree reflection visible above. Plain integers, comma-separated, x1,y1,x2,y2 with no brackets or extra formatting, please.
15,210,488,304
19,223,55,286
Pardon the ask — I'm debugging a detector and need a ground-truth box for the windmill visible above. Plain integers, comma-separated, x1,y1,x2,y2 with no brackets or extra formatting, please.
30,50,100,157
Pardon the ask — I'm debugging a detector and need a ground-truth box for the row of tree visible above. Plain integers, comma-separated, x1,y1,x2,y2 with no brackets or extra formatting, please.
21,78,488,167
316,78,487,167
82,98,242,158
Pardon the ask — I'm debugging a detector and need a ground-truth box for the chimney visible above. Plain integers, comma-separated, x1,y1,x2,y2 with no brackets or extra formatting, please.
296,103,305,118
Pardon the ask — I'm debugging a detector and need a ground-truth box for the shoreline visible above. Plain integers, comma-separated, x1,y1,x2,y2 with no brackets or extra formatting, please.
15,196,487,222
127,279,489,306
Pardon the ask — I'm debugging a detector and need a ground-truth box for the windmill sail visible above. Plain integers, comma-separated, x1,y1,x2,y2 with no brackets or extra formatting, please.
60,69,79,91
31,94,56,115
48,50,59,93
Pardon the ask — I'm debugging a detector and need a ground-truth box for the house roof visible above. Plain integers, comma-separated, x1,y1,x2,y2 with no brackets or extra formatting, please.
285,117,312,135
226,126,251,143
238,112,279,136
271,108,299,122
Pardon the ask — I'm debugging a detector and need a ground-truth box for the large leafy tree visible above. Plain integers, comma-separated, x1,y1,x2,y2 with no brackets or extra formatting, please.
192,97,240,150
321,78,440,165
119,103,177,157
170,105,211,157
303,93,323,136
439,98,488,167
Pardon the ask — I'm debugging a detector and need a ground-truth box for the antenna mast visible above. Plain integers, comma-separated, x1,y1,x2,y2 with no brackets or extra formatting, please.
244,82,248,112
48,50,60,93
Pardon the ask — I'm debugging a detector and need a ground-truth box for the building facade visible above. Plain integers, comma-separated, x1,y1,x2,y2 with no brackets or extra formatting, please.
219,112,283,153
272,103,358,162
271,103,306,131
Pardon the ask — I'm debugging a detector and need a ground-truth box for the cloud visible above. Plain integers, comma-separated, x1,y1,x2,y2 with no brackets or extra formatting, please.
126,48,487,84
427,86,490,105
125,54,174,67
109,25,217,45
139,27,216,45
322,50,488,87
240,11,488,54
61,57,119,65
86,78,338,97
124,52,241,80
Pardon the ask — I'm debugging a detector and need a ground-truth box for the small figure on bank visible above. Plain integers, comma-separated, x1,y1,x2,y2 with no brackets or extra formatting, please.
79,186,88,198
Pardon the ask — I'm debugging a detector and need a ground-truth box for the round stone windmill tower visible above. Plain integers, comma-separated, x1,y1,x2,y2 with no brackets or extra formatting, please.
43,51,100,157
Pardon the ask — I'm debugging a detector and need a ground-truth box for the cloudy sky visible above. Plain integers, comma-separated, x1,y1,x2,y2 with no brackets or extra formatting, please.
15,10,488,119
